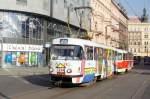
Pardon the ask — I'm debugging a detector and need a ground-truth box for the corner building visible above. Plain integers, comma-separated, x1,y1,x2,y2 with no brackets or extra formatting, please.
0,0,89,68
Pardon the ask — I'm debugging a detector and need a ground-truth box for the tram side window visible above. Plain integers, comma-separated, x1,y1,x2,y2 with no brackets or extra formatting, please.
117,53,122,60
94,47,103,61
74,46,84,60
85,46,93,60
107,49,112,60
123,53,126,60
112,51,116,61
94,47,98,60
103,49,107,60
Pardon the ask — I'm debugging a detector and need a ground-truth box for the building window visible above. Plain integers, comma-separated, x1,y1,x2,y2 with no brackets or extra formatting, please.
134,28,136,31
87,1,90,6
43,0,49,11
64,0,67,8
145,46,148,52
134,49,136,53
144,28,148,32
144,34,148,38
144,42,148,45
130,42,132,45
138,48,140,53
130,49,132,52
16,0,27,6
134,42,136,45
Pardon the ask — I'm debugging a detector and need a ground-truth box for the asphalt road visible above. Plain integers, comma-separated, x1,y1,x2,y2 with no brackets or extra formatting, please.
0,65,150,99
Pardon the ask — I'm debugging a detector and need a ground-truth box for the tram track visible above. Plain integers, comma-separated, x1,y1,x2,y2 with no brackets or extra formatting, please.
131,79,148,99
130,71,150,99
89,70,150,99
11,87,49,99
47,87,80,99
45,72,135,99
46,72,137,99
11,86,80,99
83,72,139,99
9,69,149,99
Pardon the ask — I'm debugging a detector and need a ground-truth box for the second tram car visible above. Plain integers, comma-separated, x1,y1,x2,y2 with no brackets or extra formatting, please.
49,38,134,85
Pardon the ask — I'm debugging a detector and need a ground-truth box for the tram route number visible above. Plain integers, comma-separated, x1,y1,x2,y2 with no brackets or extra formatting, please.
57,68,65,75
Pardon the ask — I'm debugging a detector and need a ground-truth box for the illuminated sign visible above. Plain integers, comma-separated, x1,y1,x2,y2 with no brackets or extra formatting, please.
60,39,68,44
2,44,43,52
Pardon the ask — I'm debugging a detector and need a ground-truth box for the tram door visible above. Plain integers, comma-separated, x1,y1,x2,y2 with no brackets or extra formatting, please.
83,46,95,82
94,47,103,75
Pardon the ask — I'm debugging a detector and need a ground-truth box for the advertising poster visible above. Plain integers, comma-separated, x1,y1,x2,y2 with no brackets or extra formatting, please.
25,52,29,66
16,52,21,66
5,52,12,64
38,53,43,66
12,52,17,65
0,52,2,66
29,52,37,66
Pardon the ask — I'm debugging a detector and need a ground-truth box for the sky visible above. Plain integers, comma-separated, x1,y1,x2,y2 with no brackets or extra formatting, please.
118,0,150,20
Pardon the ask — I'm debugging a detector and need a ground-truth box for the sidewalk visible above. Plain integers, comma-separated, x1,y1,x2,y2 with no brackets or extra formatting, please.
0,67,49,76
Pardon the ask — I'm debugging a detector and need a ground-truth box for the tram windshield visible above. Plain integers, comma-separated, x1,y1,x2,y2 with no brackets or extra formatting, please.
51,45,83,60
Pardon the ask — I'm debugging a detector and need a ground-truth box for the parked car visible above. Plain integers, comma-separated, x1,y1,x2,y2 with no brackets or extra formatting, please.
134,56,141,65
144,56,150,65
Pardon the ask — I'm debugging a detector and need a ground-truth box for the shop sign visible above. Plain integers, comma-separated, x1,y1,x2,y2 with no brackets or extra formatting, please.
2,44,43,52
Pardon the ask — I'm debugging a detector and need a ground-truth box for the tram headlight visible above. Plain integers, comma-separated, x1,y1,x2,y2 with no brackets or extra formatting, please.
67,69,72,73
50,68,53,72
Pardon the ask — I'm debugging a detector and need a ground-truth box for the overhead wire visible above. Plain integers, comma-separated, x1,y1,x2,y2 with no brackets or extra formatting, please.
67,7,73,36
74,9,82,37
123,0,138,16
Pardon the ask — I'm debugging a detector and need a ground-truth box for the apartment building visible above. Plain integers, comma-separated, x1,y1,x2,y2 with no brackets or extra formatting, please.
128,16,150,56
89,0,128,50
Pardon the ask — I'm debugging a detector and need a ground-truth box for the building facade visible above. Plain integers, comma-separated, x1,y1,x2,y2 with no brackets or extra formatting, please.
128,16,150,56
0,0,89,68
0,0,128,68
89,0,128,50
111,0,128,50
110,0,120,48
90,0,111,45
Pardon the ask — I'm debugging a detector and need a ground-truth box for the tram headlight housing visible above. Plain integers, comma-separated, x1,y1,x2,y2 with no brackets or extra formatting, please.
50,67,53,72
67,69,72,73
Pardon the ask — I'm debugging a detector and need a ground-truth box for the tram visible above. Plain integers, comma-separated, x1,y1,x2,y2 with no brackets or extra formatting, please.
115,49,134,73
49,38,134,85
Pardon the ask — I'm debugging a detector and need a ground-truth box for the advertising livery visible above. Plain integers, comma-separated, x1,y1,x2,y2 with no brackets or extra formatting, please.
49,38,134,86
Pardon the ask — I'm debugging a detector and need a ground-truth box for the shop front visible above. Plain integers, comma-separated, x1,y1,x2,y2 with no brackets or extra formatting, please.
1,43,43,68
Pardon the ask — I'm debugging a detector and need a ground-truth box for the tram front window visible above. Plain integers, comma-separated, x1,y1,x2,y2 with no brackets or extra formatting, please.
51,45,83,60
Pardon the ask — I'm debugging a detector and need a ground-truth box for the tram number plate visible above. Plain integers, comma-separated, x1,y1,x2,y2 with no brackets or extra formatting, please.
57,68,65,75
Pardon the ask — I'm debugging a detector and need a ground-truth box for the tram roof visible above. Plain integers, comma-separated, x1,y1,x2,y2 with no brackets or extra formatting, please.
52,38,125,52
53,38,107,47
115,49,127,53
